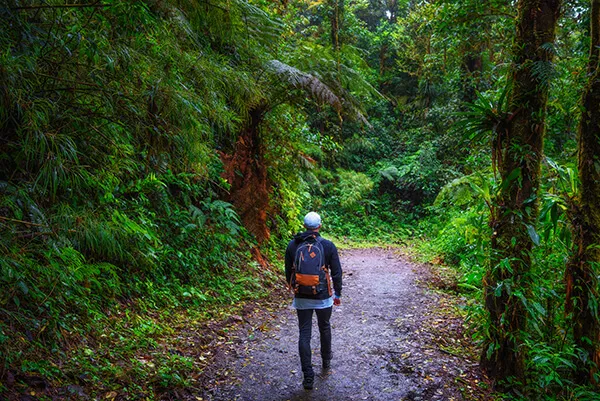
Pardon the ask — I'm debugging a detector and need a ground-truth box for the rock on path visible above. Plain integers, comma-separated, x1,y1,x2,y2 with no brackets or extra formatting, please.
208,248,487,401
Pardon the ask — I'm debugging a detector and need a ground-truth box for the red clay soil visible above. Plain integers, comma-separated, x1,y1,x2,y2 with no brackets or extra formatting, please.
220,105,271,244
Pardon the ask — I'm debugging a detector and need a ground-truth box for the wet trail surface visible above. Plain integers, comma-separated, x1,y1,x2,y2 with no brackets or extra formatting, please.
207,248,487,401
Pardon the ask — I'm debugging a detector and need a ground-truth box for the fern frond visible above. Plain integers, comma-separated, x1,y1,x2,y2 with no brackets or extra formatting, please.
531,60,557,89
266,60,343,111
434,173,491,208
234,0,284,44
379,166,400,182
539,42,558,56
52,205,128,263
175,0,283,50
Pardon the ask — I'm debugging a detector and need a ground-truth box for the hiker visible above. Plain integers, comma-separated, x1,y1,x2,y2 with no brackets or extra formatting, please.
285,211,342,390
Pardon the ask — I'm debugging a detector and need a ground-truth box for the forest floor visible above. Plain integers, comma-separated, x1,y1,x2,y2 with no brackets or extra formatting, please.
1,247,495,401
199,247,495,401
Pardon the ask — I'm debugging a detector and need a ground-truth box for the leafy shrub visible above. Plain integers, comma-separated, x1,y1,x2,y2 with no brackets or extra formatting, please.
372,140,459,206
336,169,375,214
0,2,280,390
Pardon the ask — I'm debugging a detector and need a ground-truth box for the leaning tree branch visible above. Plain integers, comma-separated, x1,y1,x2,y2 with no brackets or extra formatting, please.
0,216,48,227
9,3,110,11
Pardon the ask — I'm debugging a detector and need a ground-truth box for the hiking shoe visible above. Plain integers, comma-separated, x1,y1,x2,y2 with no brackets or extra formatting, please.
323,359,331,371
302,376,314,390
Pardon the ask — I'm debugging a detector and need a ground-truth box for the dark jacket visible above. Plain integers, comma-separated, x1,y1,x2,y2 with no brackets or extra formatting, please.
285,231,342,299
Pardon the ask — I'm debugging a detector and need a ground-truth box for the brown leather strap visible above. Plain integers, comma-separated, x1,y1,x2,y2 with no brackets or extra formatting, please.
323,266,333,297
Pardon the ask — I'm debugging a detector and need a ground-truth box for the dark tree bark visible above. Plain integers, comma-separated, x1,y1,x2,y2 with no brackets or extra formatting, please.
461,48,483,103
329,0,344,52
222,103,271,244
589,0,600,73
565,0,600,384
481,0,561,383
379,43,389,76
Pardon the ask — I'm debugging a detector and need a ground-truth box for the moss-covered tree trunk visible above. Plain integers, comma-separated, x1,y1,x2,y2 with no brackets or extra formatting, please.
222,103,271,244
565,0,600,384
329,0,344,52
481,0,561,383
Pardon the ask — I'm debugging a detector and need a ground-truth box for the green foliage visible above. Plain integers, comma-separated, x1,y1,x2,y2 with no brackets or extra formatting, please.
0,0,284,394
336,169,374,213
456,87,510,143
307,166,413,242
0,0,597,398
372,139,458,206
420,108,594,399
421,173,492,291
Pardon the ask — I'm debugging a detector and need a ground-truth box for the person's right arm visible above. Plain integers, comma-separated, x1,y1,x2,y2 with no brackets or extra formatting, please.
285,242,294,285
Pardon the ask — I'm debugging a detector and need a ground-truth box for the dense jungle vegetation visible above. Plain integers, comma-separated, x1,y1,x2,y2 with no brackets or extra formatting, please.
1,0,600,399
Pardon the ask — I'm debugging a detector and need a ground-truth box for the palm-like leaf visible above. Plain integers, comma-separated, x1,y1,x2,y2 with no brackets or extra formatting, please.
455,86,510,143
265,60,343,112
265,59,376,127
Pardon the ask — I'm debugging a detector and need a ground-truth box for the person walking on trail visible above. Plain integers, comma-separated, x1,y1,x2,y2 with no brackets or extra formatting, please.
285,211,342,390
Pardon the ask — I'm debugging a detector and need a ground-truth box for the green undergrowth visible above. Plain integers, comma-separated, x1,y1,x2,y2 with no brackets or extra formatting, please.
1,257,280,399
327,236,391,250
326,234,407,250
413,170,600,401
0,2,282,398
308,189,417,249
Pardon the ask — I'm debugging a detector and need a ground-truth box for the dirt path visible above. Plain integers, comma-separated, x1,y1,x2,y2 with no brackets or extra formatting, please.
205,248,489,401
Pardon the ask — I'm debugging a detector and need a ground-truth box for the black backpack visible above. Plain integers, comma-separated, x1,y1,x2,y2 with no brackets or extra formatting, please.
290,236,332,296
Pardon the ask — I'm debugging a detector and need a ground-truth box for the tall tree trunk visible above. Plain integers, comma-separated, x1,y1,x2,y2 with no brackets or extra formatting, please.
222,103,271,244
379,43,388,76
461,26,484,104
329,0,344,52
565,0,600,384
461,50,483,103
328,0,344,88
481,0,561,384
